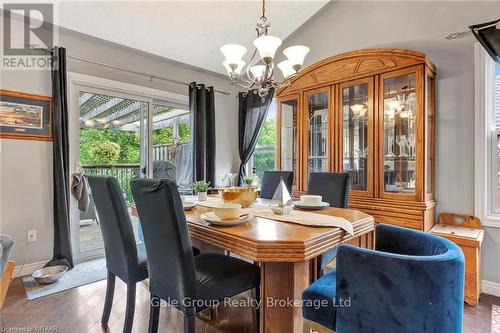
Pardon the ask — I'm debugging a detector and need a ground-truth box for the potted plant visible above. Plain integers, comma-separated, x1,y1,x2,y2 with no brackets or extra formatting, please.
192,180,210,201
243,175,256,188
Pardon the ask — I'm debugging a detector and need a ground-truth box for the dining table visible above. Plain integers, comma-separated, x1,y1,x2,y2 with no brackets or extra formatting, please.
184,197,375,333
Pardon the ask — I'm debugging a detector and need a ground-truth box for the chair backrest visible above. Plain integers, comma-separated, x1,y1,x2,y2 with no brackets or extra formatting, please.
87,175,139,282
152,160,176,182
336,224,464,333
131,178,197,302
307,172,350,208
260,171,294,199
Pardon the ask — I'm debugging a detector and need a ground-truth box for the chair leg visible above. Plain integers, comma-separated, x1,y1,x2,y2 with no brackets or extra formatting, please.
123,283,136,333
184,315,196,333
101,271,116,325
148,295,160,333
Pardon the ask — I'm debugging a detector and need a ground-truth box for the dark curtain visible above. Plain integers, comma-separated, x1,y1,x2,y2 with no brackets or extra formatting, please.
190,82,215,185
238,88,275,185
47,47,74,269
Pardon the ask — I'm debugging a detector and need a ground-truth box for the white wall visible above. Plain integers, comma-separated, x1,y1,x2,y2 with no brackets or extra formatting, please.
0,16,240,269
281,1,500,285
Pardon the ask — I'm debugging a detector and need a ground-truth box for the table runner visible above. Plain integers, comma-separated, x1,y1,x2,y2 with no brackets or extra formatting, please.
247,207,354,236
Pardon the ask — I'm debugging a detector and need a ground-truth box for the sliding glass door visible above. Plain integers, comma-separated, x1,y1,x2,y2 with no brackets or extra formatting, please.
75,88,150,259
69,78,191,262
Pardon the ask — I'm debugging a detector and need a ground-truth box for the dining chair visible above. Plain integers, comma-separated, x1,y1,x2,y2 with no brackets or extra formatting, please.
302,224,465,333
260,171,294,199
87,175,149,333
307,172,350,277
131,178,261,333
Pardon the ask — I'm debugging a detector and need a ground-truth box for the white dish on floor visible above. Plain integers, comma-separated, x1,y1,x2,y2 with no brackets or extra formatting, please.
200,212,254,226
293,201,330,210
32,265,68,284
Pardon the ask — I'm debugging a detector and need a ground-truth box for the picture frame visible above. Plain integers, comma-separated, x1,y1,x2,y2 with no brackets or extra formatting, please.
0,89,53,141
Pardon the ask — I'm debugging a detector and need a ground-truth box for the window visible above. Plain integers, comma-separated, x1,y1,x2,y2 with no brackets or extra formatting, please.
475,43,500,225
493,64,500,214
251,100,277,182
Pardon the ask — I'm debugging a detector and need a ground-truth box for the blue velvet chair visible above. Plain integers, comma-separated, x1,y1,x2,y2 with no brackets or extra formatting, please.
302,224,465,333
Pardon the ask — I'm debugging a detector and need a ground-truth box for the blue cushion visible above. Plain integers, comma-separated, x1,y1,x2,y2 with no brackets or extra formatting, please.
302,268,337,330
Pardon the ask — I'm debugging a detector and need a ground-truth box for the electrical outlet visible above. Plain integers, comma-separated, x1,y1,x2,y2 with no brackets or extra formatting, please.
27,230,37,242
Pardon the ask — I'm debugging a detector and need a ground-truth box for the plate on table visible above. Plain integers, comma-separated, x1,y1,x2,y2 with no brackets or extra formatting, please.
293,201,330,211
200,212,254,226
183,201,196,210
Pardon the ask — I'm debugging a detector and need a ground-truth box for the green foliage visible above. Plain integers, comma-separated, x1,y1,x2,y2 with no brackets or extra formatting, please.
80,128,140,164
243,175,256,186
80,123,191,165
252,117,277,179
89,141,121,163
192,180,210,193
253,150,275,180
178,123,191,143
257,118,276,146
152,127,173,145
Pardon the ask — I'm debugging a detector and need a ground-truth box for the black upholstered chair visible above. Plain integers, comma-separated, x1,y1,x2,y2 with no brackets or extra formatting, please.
87,175,148,333
307,172,350,277
131,178,261,333
259,171,294,199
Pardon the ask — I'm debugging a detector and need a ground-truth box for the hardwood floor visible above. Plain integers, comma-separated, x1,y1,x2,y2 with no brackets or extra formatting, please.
1,277,499,332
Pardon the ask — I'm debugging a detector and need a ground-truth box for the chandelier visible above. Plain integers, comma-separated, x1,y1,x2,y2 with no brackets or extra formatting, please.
220,0,310,98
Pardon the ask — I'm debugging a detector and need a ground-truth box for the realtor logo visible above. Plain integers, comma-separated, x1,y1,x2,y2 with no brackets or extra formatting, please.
3,3,53,55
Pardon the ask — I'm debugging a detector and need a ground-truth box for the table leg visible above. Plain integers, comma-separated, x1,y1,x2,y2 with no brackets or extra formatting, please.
260,260,313,333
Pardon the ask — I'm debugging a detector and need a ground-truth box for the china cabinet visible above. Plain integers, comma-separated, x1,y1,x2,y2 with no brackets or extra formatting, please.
276,49,436,231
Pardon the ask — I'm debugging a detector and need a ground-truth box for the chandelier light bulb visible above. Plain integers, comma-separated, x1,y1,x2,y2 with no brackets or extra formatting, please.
277,60,296,79
283,45,310,69
253,35,282,62
250,65,266,80
350,104,365,117
220,44,247,65
223,60,245,75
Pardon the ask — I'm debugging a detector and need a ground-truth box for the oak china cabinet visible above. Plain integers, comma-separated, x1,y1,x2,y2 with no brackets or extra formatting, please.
276,48,436,231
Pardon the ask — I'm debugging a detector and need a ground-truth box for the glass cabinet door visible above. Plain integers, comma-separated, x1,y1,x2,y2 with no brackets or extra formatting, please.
341,79,373,196
381,69,419,197
305,90,329,182
279,98,299,187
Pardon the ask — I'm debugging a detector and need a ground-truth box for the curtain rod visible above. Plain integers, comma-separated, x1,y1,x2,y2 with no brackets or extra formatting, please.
31,46,231,96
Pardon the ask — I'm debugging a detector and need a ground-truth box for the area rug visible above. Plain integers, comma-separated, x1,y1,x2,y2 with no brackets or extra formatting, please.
22,258,107,300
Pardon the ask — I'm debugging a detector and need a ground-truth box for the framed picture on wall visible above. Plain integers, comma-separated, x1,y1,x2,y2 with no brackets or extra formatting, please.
0,89,53,141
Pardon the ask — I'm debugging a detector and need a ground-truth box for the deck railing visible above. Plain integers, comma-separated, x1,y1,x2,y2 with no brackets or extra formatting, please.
82,164,140,203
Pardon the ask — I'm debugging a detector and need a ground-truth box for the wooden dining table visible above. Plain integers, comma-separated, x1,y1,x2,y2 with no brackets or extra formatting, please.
184,198,375,333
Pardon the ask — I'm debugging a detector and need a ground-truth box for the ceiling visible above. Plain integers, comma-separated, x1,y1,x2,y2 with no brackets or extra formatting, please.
56,1,329,75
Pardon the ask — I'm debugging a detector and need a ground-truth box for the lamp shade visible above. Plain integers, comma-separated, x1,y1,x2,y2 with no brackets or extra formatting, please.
283,45,310,67
277,60,296,79
223,60,245,75
250,65,266,80
253,35,282,60
220,44,247,65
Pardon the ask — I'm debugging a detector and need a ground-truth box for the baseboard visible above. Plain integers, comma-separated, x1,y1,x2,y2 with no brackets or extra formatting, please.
482,280,500,297
12,260,48,278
